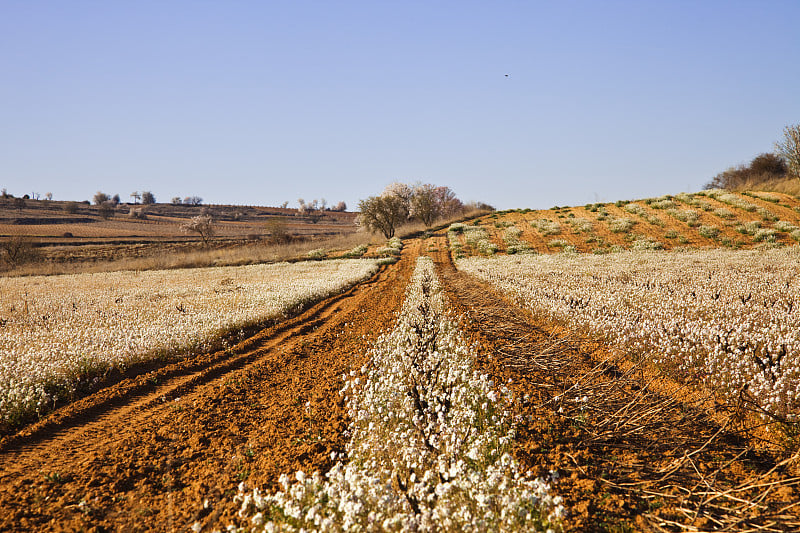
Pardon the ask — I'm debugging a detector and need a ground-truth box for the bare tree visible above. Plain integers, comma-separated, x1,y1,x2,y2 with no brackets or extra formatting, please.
181,214,215,245
184,196,203,206
776,123,800,180
171,196,183,205
45,192,53,201
141,191,156,205
358,195,409,238
93,191,110,205
130,191,141,204
410,183,440,227
331,201,347,212
1,234,38,266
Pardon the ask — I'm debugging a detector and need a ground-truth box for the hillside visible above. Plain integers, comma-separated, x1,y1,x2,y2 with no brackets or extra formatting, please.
450,190,800,257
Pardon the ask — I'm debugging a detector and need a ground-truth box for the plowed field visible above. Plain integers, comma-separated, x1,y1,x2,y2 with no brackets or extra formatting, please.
1,235,798,532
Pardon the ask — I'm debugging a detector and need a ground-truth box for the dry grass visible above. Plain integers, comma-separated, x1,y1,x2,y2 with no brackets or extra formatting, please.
733,177,800,196
2,232,378,277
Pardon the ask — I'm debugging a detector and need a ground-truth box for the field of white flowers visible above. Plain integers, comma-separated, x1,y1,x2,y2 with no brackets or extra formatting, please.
458,248,800,423
0,259,380,427
233,257,564,532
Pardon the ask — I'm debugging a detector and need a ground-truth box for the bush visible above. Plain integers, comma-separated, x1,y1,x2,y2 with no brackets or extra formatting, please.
706,152,787,189
607,217,635,233
529,219,561,235
698,225,720,239
98,201,115,219
1,235,39,266
306,248,327,259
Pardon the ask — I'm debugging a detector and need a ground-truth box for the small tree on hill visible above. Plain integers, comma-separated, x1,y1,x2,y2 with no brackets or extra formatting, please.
181,214,215,245
358,195,409,238
93,191,110,205
410,183,439,226
776,123,800,180
141,191,156,205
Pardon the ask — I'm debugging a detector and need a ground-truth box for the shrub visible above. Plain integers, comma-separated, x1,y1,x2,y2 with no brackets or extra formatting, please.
775,221,799,233
1,234,39,266
698,225,720,239
630,237,664,251
624,203,646,216
568,217,593,233
607,217,635,233
98,201,115,219
306,248,327,259
753,228,777,242
530,219,561,235
343,244,368,258
650,199,676,210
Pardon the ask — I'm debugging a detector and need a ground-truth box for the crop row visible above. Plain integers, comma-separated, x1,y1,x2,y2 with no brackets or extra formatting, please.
232,257,564,532
458,248,800,423
0,259,380,428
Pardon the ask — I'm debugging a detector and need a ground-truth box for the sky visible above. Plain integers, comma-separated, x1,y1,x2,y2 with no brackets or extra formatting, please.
2,1,799,211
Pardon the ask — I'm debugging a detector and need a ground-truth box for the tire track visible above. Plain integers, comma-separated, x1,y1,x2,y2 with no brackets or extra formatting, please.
0,243,419,532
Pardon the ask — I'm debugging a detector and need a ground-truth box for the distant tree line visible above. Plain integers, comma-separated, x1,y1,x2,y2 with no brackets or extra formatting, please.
706,123,800,190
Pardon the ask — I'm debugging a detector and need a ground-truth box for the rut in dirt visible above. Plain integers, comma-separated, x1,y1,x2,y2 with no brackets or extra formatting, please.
0,243,419,533
426,234,800,532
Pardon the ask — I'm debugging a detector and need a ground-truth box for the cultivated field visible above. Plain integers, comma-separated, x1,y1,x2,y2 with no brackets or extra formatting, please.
0,190,799,532
0,259,380,431
459,248,800,426
451,190,800,257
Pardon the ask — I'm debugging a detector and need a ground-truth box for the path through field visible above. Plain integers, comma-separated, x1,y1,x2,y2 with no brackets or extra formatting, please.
0,243,416,532
1,236,798,532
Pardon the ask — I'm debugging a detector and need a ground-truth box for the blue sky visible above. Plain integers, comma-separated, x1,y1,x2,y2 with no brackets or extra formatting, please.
2,1,799,210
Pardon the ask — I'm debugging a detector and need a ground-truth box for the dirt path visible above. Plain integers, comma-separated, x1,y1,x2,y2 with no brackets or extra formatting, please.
0,243,419,532
425,234,800,531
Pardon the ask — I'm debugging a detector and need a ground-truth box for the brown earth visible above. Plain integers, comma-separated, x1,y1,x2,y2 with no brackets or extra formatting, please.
470,192,800,255
2,234,799,532
0,242,417,532
425,233,800,531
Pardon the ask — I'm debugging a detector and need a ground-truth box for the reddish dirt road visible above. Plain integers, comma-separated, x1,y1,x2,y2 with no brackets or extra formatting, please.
2,235,798,532
0,243,417,532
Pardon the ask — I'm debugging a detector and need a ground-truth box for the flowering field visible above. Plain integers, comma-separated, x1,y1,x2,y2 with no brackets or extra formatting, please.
0,259,379,428
233,257,564,532
458,248,800,422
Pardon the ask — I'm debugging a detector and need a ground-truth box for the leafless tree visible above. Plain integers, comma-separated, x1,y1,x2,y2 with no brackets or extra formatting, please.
358,195,408,238
776,123,800,180
181,214,215,245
